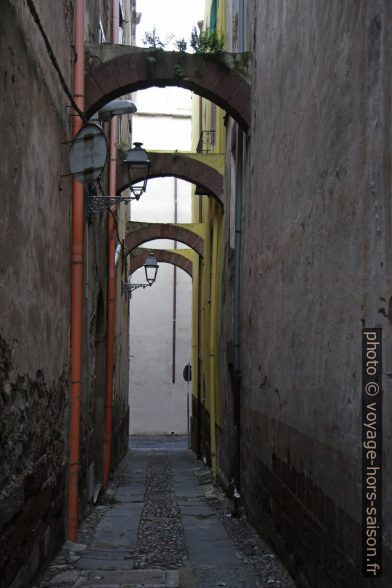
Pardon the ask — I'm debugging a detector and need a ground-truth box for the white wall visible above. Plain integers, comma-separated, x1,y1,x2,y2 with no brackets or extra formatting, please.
128,82,193,435
128,0,205,435
129,263,192,434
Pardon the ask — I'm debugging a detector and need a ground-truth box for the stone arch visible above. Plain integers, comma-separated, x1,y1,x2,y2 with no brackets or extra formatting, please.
125,222,204,258
129,248,193,278
85,44,250,131
117,152,223,205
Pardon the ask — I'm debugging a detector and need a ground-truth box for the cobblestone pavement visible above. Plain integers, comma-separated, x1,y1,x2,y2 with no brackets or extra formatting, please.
35,437,295,587
135,454,187,569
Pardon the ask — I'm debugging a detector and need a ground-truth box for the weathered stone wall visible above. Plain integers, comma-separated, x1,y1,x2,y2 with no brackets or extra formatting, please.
0,1,73,585
221,1,392,586
0,2,131,585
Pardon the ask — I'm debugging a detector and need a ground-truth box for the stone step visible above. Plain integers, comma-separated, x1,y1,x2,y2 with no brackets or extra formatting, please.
86,569,179,587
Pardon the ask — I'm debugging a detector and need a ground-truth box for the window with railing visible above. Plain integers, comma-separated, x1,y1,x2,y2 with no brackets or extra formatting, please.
196,130,216,154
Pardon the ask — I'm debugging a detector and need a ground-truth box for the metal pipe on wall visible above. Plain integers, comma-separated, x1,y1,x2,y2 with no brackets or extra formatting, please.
209,211,219,478
172,178,178,384
103,0,119,489
197,256,202,459
233,0,245,509
68,0,85,542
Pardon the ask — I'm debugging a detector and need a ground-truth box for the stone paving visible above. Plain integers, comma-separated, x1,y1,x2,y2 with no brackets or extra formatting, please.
35,437,295,588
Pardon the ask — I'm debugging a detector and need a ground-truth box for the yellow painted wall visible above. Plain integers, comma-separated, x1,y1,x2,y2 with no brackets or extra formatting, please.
190,0,227,473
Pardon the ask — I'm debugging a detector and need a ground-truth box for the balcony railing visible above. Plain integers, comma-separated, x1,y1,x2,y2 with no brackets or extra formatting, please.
196,130,216,154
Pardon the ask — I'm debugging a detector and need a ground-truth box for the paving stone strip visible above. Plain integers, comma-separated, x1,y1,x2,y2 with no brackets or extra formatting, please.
134,453,188,570
34,441,295,587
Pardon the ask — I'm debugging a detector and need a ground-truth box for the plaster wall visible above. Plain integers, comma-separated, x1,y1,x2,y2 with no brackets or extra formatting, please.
129,263,192,434
225,1,392,585
128,86,193,435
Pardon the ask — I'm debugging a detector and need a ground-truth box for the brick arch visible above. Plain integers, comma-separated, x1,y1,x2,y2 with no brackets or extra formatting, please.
85,44,250,131
129,248,193,278
117,152,223,204
125,222,204,258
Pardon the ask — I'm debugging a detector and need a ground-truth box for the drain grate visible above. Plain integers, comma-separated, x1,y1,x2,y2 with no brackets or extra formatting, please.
87,569,179,587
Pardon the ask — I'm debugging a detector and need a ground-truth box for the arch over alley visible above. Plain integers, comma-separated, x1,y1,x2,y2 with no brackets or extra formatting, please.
117,152,224,205
125,222,204,258
85,44,250,131
128,248,193,278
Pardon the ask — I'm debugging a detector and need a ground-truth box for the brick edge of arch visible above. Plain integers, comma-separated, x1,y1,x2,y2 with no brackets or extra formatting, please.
125,222,204,258
117,152,224,205
85,44,250,132
128,248,193,278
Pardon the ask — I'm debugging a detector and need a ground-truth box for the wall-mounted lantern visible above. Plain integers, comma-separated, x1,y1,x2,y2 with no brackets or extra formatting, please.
68,100,151,213
122,254,159,296
124,142,151,200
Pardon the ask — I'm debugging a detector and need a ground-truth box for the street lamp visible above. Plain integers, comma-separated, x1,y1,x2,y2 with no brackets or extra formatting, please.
144,253,159,285
86,141,151,213
122,254,159,296
68,100,151,213
124,142,151,200
98,99,137,121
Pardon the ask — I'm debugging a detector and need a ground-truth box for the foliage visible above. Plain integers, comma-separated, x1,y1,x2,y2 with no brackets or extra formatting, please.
174,64,184,78
176,38,187,53
142,27,166,50
190,27,225,54
142,27,225,55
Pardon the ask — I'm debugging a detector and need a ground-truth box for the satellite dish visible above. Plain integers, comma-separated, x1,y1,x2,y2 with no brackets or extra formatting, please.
69,123,108,184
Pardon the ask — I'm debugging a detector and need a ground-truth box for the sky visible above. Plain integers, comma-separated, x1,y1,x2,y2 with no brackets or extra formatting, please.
135,0,206,50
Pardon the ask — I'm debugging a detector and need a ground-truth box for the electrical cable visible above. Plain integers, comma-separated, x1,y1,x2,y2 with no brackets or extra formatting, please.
25,0,88,122
95,178,123,246
108,207,122,246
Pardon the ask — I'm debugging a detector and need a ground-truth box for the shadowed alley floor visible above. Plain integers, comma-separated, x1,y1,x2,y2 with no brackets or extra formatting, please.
36,437,295,587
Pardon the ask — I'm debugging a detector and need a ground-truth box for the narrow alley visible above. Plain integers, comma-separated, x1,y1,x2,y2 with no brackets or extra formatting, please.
2,0,391,586
36,438,294,588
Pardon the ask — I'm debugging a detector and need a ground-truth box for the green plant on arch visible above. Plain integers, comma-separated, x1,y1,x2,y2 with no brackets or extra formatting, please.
190,27,225,55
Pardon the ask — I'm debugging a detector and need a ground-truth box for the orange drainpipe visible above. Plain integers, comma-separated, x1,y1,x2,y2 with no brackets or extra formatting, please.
103,0,120,489
68,0,85,541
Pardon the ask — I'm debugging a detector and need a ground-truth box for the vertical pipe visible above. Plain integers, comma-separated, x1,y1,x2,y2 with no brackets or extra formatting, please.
172,178,178,383
238,0,244,52
68,0,85,542
209,211,218,478
200,198,211,460
197,256,202,459
84,198,91,500
197,95,203,458
103,0,119,489
233,129,243,508
233,0,245,508
199,96,203,222
191,255,199,454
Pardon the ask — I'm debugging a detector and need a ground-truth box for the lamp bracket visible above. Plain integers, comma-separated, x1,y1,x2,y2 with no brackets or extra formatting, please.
88,194,138,214
122,282,151,296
